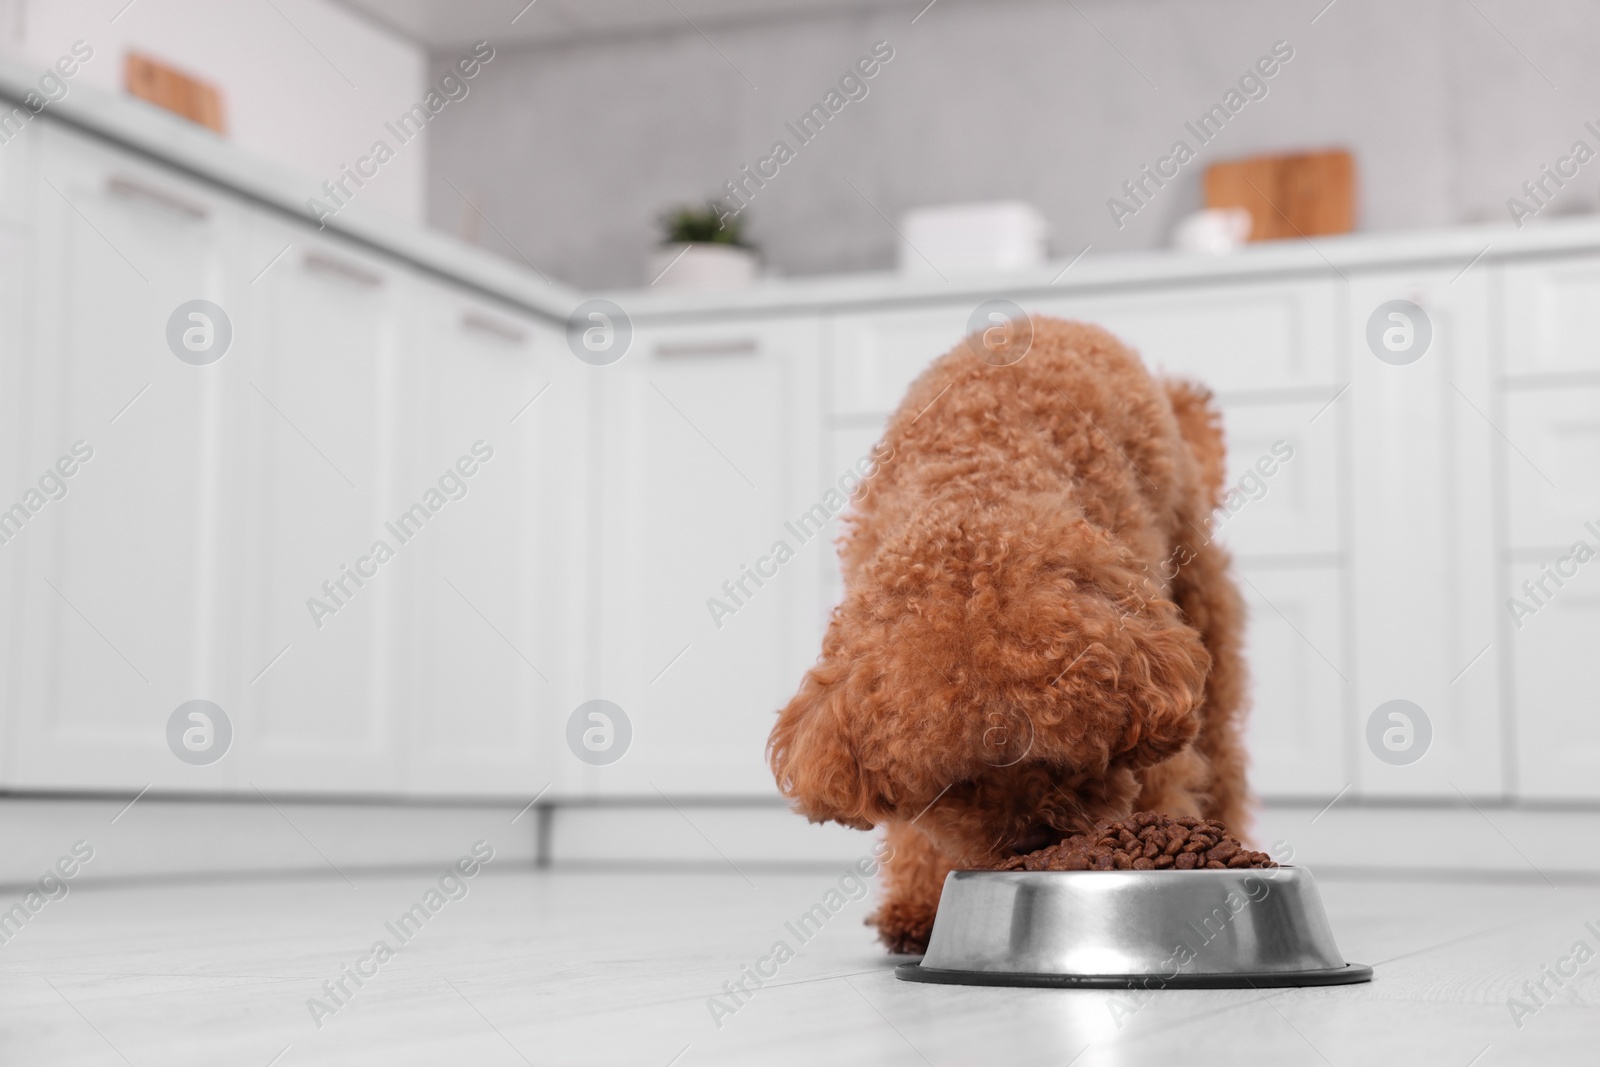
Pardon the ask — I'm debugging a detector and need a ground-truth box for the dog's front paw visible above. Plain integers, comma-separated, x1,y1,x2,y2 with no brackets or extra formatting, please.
869,900,934,955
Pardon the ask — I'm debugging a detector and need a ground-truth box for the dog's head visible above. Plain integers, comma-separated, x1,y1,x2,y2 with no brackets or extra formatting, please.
770,317,1227,868
768,501,1210,868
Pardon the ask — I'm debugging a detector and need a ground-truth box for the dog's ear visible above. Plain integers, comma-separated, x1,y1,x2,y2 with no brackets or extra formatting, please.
1163,379,1227,511
989,542,1209,777
769,658,884,831
1087,592,1209,771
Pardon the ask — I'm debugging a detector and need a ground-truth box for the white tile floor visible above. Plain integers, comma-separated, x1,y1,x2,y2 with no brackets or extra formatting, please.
1,865,1596,1065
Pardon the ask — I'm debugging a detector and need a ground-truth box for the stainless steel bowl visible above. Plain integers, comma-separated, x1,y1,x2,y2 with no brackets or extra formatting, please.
896,866,1371,988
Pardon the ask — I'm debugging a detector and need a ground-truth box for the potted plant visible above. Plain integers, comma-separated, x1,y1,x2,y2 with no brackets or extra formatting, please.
647,203,760,288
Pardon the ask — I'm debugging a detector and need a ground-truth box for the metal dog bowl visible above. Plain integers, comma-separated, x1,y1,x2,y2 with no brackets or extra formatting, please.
896,867,1371,988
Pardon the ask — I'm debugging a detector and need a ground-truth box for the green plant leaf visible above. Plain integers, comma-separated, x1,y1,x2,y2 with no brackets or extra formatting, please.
659,203,751,248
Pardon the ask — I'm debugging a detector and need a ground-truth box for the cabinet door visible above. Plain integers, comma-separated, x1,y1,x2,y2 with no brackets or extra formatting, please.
1238,567,1347,797
1348,269,1500,796
0,111,35,227
7,124,250,790
1504,386,1600,550
400,296,582,796
818,425,887,633
1211,398,1341,561
832,306,970,417
0,226,28,783
590,317,821,796
1507,555,1600,798
233,230,415,793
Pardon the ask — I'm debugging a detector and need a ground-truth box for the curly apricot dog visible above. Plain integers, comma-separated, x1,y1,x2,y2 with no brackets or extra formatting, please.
769,317,1249,954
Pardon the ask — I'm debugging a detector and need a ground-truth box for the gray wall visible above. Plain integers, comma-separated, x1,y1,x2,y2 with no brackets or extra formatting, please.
425,0,1600,289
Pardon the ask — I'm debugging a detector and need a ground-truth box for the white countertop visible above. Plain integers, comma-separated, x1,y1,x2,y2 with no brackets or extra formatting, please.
11,56,1600,328
0,57,584,324
602,214,1600,322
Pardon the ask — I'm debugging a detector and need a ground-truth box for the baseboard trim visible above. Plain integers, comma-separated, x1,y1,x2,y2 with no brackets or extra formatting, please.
0,795,1595,889
0,795,539,890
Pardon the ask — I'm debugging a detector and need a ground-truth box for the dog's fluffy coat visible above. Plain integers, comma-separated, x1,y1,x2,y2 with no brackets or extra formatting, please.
768,318,1249,953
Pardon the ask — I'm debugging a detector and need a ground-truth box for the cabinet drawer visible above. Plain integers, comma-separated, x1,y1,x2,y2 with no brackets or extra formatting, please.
1505,386,1600,549
1033,277,1341,392
830,279,1341,420
1500,258,1600,377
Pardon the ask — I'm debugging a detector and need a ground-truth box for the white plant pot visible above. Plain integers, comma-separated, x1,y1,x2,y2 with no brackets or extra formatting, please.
646,243,759,289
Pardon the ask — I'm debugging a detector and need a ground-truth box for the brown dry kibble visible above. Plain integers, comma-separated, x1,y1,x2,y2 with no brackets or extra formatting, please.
991,811,1279,873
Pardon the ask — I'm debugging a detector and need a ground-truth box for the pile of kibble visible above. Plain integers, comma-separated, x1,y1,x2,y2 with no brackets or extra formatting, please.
994,811,1277,872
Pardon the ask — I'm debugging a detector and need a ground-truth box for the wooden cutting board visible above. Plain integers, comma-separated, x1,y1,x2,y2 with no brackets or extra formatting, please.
1205,149,1355,241
125,52,227,134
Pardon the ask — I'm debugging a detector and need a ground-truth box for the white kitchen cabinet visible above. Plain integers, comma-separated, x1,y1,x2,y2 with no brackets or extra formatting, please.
825,316,1350,799
13,104,1600,813
1348,269,1501,797
1238,567,1348,797
589,316,822,796
5,123,251,790
1506,554,1600,798
827,301,1351,803
232,228,417,793
0,121,591,800
1214,398,1347,799
398,296,582,796
1494,262,1600,799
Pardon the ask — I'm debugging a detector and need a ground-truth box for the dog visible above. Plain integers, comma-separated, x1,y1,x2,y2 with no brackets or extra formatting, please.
768,317,1249,954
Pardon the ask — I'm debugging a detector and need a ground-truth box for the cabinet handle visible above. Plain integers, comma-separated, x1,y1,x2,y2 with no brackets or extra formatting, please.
302,250,384,288
106,174,210,220
461,310,527,343
655,339,759,359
